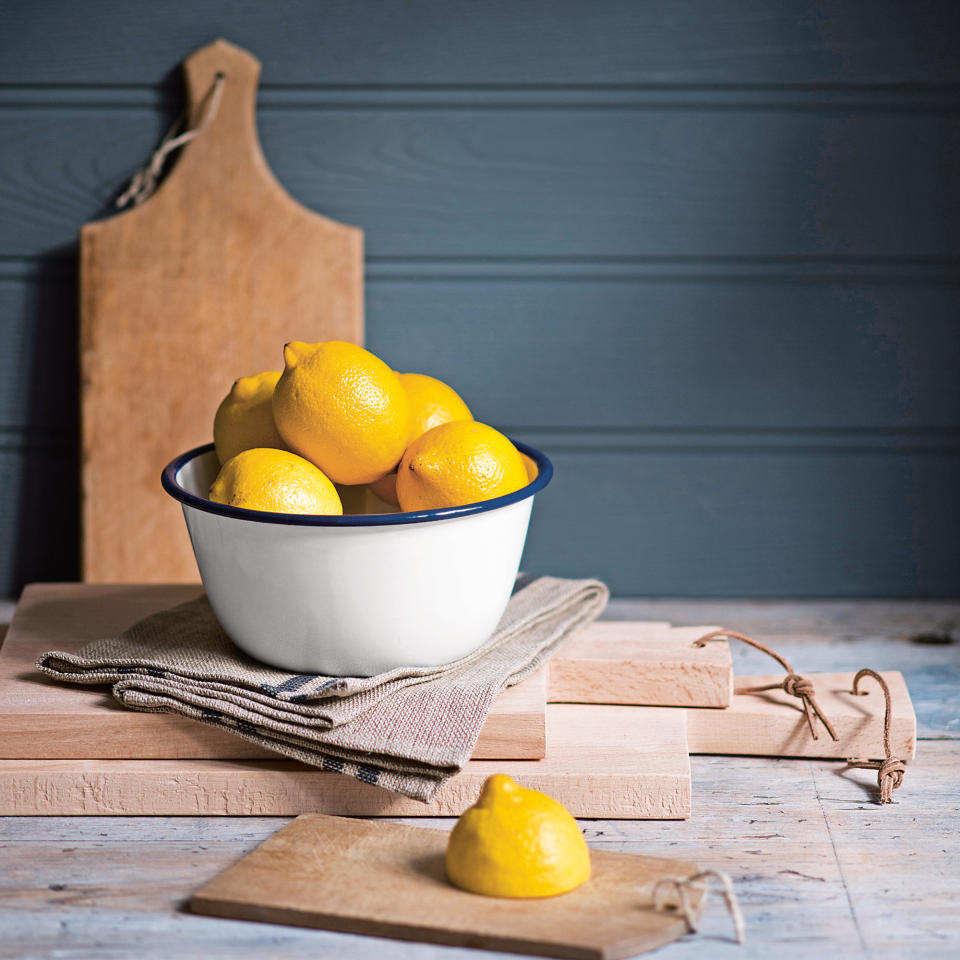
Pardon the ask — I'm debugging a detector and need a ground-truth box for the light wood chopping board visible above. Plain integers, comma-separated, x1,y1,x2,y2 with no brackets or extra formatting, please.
190,814,704,960
79,39,363,582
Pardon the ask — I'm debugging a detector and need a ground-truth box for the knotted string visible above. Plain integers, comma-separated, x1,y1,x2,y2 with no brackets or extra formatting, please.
695,630,838,742
652,869,745,944
116,72,226,209
845,668,906,804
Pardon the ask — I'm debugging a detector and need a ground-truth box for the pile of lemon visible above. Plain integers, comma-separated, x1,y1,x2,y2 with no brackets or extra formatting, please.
209,340,534,516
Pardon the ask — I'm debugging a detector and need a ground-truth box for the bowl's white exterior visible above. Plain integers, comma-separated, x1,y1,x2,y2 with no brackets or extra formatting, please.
176,451,534,676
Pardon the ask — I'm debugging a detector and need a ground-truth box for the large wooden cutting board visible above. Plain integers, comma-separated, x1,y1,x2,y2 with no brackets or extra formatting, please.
0,583,547,761
80,39,363,582
190,814,704,960
0,704,692,818
0,583,730,761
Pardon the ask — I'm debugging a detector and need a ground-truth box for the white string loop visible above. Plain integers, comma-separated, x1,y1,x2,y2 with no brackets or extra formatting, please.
652,869,745,944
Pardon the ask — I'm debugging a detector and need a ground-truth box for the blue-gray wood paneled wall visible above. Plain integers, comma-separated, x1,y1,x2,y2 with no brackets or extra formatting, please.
1,1,958,596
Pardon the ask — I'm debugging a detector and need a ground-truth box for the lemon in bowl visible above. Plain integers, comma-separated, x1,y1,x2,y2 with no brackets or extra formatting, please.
162,340,552,677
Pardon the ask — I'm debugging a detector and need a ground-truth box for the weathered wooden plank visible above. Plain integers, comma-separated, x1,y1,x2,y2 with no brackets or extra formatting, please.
2,439,958,598
4,273,960,434
605,599,960,738
3,0,958,85
0,583,727,763
190,815,701,960
0,446,78,595
686,671,916,759
2,743,957,959
521,445,960,597
549,623,732,707
0,705,691,819
369,279,960,432
1,106,958,260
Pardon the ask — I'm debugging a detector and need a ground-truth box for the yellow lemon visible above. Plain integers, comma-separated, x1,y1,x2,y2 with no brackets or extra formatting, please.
272,341,409,486
367,372,473,507
446,774,591,898
335,483,395,515
398,372,473,444
397,421,528,512
519,450,538,482
209,448,342,515
367,471,400,508
213,371,286,465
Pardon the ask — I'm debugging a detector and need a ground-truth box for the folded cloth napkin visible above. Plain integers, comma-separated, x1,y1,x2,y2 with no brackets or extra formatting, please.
36,574,608,802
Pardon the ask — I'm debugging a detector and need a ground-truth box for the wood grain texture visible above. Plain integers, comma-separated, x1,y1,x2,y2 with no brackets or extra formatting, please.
520,444,960,596
79,40,363,582
549,623,732,708
0,602,956,959
3,437,959,597
0,705,691,818
0,583,546,761
3,104,959,260
603,597,960,738
189,814,702,960
1,5,958,601
686,671,916,759
1,742,956,958
7,270,960,433
3,1,958,85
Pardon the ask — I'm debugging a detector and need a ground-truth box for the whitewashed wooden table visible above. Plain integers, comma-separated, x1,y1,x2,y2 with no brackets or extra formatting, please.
1,599,958,959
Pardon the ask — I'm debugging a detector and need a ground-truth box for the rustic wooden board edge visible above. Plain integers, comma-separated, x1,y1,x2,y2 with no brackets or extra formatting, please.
0,706,691,819
188,814,704,960
1,583,720,765
0,669,548,762
548,623,733,709
686,670,917,760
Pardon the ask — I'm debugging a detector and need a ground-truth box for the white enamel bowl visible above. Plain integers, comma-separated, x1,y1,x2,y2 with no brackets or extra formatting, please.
161,442,552,676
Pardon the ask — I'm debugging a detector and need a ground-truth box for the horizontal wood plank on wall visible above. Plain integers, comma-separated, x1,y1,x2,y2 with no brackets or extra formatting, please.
515,441,960,596
2,0,959,86
3,272,958,433
0,103,958,260
0,438,956,596
366,278,960,431
0,445,78,596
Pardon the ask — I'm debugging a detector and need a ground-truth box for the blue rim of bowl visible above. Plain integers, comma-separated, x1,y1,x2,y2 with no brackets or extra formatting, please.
161,440,553,526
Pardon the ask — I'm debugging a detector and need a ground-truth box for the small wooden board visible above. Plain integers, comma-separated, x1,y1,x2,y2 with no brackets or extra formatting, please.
0,583,731,763
0,704,691,817
80,39,363,583
549,621,731,707
190,814,703,960
0,583,545,761
686,671,917,759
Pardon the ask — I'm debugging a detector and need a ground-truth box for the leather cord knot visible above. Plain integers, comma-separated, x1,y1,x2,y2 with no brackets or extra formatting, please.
652,869,745,944
695,630,838,742
782,673,814,699
877,757,906,802
846,669,907,804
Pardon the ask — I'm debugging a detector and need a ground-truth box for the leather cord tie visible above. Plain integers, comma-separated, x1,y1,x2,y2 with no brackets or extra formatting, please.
845,668,906,804
652,869,745,945
695,630,839,742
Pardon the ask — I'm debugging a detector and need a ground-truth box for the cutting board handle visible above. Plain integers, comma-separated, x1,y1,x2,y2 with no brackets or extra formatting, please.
162,38,268,198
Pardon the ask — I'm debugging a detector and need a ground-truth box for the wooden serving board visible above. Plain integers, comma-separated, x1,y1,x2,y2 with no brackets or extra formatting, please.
0,704,691,818
686,671,917,760
0,584,545,761
190,814,703,960
549,621,731,708
0,583,731,763
80,39,363,583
